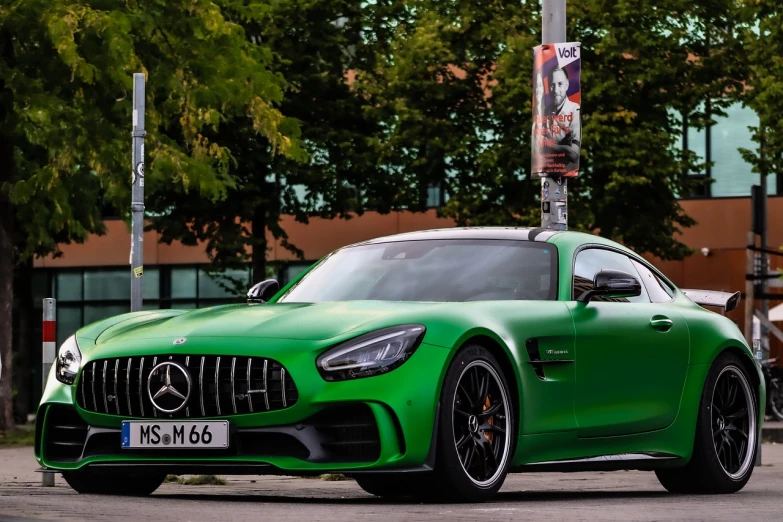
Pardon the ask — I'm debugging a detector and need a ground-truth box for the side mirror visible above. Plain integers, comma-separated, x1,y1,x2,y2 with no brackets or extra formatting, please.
577,269,642,304
247,279,279,304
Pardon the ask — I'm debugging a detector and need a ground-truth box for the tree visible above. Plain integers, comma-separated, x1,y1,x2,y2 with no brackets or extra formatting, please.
149,0,391,285
357,0,748,260
740,1,783,195
0,0,301,430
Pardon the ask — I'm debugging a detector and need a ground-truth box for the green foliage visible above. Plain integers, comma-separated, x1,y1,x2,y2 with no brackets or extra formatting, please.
739,1,783,188
357,0,748,260
1,0,302,261
148,0,386,282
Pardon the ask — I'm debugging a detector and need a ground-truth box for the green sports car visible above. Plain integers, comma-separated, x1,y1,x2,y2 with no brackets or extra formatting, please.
36,227,765,502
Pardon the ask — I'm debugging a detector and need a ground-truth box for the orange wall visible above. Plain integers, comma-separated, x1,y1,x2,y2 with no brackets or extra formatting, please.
34,196,783,271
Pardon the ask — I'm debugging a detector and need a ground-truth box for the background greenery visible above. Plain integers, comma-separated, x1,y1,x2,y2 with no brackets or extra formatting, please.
0,0,777,430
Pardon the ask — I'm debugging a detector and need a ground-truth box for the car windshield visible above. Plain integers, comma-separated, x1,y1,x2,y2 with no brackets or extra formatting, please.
279,239,557,303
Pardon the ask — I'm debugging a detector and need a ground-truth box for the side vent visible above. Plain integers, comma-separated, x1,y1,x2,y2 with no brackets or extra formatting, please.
525,338,546,380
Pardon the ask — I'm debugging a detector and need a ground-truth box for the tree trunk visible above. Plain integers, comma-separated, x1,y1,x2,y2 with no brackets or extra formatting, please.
251,203,267,285
0,132,15,432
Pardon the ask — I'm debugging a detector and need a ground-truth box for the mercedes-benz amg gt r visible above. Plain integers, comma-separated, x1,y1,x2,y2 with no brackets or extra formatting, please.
36,228,765,502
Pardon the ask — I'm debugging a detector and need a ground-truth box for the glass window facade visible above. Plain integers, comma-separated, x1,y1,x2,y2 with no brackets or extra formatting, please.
684,102,780,198
40,263,307,346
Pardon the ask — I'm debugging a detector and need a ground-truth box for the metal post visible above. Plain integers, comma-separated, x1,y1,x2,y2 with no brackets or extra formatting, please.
759,170,769,360
130,73,146,312
41,298,56,487
744,230,756,346
541,0,568,230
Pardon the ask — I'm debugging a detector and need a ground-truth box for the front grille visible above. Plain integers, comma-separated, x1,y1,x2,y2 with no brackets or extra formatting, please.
76,354,298,419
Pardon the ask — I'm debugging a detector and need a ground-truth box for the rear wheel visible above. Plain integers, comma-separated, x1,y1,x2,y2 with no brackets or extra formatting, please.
62,469,166,496
656,352,757,494
432,344,514,502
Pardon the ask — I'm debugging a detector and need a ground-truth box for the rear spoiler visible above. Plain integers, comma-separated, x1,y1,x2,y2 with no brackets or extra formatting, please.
681,289,741,313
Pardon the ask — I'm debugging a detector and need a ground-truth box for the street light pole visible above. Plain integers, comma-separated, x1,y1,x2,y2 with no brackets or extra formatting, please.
130,73,146,312
540,0,568,230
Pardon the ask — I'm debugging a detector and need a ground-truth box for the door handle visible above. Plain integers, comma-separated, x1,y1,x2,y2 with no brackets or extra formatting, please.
650,316,673,332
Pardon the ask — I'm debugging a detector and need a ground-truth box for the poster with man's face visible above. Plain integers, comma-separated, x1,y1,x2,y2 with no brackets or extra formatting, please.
531,42,581,179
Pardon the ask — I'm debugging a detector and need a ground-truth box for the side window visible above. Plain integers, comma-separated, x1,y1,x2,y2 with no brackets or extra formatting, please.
573,248,650,303
631,259,675,303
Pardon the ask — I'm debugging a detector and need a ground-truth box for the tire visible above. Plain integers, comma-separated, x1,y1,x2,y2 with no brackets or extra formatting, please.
656,352,758,494
62,469,166,496
354,473,432,499
431,344,515,502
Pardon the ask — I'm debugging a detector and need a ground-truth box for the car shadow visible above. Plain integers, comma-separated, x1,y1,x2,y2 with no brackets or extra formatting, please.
156,489,671,505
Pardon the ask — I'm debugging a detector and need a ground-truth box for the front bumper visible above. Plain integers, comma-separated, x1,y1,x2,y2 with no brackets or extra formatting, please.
35,341,450,474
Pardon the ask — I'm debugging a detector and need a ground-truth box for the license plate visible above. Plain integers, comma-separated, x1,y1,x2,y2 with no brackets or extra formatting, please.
121,421,229,449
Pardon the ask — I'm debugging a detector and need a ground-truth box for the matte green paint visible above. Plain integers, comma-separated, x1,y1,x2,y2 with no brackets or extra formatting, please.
36,230,765,475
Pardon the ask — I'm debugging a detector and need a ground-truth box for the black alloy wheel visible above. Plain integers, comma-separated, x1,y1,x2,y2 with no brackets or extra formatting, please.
452,360,510,486
433,344,514,502
711,366,756,479
656,352,758,494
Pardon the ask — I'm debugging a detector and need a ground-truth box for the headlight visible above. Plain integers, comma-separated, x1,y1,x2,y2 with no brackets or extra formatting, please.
55,335,82,385
316,325,426,381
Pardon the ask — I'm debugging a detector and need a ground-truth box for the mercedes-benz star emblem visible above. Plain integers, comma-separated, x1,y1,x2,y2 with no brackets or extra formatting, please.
147,361,192,414
173,338,187,345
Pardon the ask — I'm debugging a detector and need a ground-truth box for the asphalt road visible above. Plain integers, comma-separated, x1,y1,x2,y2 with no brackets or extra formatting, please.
2,444,782,521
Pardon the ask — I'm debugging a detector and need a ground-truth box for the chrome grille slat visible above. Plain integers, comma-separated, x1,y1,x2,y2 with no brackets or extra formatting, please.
246,358,253,413
113,359,120,415
138,357,145,417
102,360,108,413
199,356,205,416
185,356,190,418
215,356,221,416
151,357,157,418
263,359,269,411
231,357,237,414
126,358,132,416
80,367,87,408
91,362,97,411
77,354,297,419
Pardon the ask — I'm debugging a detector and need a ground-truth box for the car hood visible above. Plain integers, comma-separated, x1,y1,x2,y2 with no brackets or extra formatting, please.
92,301,443,346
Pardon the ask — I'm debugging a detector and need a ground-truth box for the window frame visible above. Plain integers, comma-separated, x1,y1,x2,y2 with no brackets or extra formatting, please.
570,244,678,303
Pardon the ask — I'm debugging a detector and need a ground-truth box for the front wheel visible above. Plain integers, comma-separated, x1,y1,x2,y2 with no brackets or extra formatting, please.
62,469,166,496
433,344,515,502
656,352,758,494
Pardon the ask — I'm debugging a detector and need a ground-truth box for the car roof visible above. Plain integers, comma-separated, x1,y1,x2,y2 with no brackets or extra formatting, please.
347,227,637,256
349,227,565,246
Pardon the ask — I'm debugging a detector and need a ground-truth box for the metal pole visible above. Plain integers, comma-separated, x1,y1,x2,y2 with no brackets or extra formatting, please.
131,73,146,312
744,230,755,347
541,0,568,230
41,298,56,487
759,169,769,361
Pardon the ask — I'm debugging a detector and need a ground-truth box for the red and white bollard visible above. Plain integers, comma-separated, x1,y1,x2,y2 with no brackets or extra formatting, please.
42,298,56,487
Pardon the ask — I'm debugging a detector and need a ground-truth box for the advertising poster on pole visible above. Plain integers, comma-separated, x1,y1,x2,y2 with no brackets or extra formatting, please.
531,42,581,178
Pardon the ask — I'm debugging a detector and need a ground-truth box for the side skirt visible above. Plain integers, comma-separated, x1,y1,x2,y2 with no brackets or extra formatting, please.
512,452,682,473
